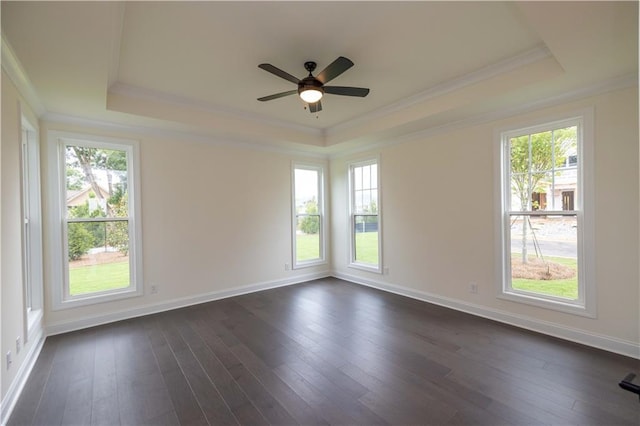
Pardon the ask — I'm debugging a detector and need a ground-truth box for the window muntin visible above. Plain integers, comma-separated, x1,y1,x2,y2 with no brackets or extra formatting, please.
500,118,590,313
349,159,381,271
50,133,142,309
293,164,325,267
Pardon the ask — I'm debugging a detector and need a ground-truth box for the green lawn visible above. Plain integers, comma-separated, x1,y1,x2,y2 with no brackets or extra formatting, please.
296,233,320,261
296,231,379,266
69,260,130,295
511,255,578,299
355,231,378,265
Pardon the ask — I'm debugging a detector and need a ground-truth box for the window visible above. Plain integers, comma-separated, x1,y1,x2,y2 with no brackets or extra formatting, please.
292,164,325,268
349,159,381,272
49,133,142,309
21,118,43,337
498,115,594,316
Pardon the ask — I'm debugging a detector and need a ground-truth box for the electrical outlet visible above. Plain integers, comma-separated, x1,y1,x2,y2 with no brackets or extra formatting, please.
151,285,159,294
284,263,290,271
469,282,478,294
6,351,12,370
16,337,21,354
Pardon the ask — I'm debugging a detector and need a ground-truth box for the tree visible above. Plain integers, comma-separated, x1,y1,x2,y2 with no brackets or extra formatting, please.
68,223,93,260
68,201,106,250
67,147,128,216
106,192,129,255
363,199,378,224
299,197,319,234
66,168,84,190
66,147,130,257
510,127,575,263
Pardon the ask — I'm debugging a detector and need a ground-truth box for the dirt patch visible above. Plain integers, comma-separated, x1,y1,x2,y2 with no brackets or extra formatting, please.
511,256,576,280
70,251,128,267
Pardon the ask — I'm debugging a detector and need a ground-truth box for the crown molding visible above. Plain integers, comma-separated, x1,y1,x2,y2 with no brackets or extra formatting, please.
1,34,46,116
42,111,329,160
46,71,635,161
326,45,554,138
108,82,323,138
331,72,637,159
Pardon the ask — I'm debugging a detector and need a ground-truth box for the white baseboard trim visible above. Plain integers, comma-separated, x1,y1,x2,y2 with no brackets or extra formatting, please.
333,271,640,359
1,328,45,426
46,271,331,336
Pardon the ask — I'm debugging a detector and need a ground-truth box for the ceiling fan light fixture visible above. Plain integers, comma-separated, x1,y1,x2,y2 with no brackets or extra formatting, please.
299,87,323,103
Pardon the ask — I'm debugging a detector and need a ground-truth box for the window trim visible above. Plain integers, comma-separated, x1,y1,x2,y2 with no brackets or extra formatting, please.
291,162,327,269
348,157,383,274
495,110,595,317
48,131,143,310
20,116,44,340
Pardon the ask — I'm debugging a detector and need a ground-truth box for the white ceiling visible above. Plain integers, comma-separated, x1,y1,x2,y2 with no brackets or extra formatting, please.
2,1,637,152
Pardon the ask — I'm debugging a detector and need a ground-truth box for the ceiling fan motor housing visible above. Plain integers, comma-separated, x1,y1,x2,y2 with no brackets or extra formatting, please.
298,76,324,97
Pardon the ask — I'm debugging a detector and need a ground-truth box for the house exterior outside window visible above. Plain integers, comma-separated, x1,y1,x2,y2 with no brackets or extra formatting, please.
497,113,595,317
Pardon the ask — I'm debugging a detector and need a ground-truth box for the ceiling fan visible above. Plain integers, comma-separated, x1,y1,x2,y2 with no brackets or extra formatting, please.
257,56,370,113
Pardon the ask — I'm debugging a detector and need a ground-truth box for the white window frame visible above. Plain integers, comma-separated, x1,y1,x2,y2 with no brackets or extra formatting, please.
48,131,143,310
495,111,595,317
292,162,326,269
348,157,382,273
20,116,43,340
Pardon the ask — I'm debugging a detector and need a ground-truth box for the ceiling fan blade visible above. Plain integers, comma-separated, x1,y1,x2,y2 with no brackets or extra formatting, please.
257,90,297,102
324,86,370,97
316,56,354,84
258,64,300,84
309,100,322,113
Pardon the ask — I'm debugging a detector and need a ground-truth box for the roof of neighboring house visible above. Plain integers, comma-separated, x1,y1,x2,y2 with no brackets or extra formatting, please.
66,185,110,206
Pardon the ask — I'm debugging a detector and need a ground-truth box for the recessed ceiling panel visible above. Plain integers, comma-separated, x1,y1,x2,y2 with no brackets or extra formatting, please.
116,2,543,128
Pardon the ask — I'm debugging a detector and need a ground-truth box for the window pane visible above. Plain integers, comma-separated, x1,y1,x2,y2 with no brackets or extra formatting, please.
370,164,378,190
509,215,578,300
354,215,379,266
531,172,553,211
296,215,320,261
65,145,129,219
354,166,362,190
362,165,371,190
294,169,319,214
529,131,553,173
67,221,130,296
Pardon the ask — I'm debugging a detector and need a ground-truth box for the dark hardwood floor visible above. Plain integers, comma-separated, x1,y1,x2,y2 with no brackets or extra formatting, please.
8,278,640,425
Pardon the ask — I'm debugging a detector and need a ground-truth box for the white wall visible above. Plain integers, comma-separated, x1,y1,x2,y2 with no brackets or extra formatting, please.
40,121,330,332
1,72,43,402
331,86,639,355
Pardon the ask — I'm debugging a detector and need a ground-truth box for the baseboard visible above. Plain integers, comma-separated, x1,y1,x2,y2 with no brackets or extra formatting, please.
333,271,640,359
1,328,45,426
46,271,331,336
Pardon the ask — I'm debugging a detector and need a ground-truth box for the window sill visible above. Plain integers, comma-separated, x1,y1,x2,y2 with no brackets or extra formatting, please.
348,263,382,274
293,259,327,270
52,286,143,311
498,290,596,318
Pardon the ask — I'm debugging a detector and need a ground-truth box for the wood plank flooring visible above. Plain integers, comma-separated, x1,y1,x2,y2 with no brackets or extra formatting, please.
8,278,640,425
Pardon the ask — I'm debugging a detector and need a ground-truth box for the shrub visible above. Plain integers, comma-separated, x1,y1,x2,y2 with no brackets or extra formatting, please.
68,223,93,260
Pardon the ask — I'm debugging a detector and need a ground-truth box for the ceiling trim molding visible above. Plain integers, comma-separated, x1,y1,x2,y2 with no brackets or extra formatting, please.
108,82,323,138
44,72,635,161
326,45,554,137
331,73,637,159
1,34,46,116
42,112,329,160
